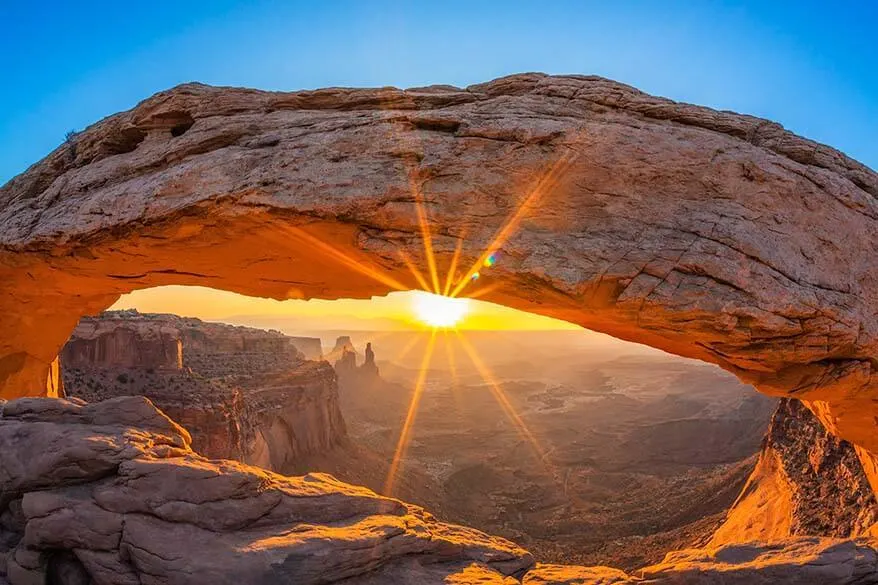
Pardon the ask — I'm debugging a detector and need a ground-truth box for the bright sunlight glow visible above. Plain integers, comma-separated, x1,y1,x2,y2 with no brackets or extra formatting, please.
411,291,469,328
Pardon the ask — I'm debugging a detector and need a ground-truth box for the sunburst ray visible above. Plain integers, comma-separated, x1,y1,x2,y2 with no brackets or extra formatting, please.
391,330,428,365
411,180,441,294
450,148,580,298
442,234,466,296
375,93,442,296
278,225,408,292
442,330,467,415
455,330,548,465
398,250,433,293
383,329,438,496
463,282,503,301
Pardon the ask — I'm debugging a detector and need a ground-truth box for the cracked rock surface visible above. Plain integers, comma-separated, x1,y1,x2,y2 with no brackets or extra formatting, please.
1,73,877,488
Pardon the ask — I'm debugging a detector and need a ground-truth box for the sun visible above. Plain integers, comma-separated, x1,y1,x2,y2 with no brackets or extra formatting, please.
411,291,469,328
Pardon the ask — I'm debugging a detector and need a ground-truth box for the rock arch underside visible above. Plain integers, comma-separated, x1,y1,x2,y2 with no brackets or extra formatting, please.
2,73,878,583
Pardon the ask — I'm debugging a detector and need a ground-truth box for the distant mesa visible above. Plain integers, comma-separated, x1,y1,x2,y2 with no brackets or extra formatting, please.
325,335,357,364
334,346,358,379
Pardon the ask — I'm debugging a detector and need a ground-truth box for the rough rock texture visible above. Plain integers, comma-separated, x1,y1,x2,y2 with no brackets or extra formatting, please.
522,564,635,584
0,396,532,585
639,538,878,584
1,73,878,476
711,398,878,544
62,311,346,469
3,395,878,585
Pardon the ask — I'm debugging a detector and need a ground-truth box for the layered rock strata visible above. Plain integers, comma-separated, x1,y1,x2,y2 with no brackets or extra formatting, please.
61,311,346,470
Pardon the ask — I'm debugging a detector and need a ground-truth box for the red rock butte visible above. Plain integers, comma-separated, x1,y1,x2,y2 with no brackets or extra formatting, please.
2,72,877,488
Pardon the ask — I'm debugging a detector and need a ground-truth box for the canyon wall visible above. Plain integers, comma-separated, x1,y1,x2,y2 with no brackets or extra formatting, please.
712,398,878,544
62,315,182,370
61,311,346,470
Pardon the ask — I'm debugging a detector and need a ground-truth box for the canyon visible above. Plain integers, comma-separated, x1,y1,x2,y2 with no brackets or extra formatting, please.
2,381,877,584
61,310,345,470
329,330,878,570
30,312,878,582
1,73,878,582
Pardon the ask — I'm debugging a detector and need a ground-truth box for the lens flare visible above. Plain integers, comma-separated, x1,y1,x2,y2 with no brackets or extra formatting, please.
411,291,469,328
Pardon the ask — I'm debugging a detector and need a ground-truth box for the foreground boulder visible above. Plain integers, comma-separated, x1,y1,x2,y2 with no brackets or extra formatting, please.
0,396,531,585
640,538,878,584
2,395,878,584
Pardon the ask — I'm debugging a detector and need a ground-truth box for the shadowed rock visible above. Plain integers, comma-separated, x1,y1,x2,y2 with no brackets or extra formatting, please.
712,398,878,545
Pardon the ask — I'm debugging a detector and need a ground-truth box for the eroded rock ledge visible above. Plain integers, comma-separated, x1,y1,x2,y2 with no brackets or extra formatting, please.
1,73,877,475
1,396,877,585
0,396,531,585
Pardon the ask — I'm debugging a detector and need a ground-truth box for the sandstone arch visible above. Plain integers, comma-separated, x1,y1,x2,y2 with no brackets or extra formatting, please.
2,73,877,475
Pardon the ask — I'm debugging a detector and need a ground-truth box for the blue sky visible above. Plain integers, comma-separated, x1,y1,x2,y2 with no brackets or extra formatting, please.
1,0,875,184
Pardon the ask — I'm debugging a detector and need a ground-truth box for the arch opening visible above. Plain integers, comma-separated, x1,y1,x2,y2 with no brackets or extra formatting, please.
59,283,788,569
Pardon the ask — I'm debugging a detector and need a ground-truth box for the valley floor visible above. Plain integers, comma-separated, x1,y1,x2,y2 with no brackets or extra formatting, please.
302,347,777,570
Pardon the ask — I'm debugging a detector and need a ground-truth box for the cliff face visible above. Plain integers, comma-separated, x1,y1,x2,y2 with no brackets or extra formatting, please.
712,398,878,544
61,320,182,370
61,310,346,471
244,362,347,471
